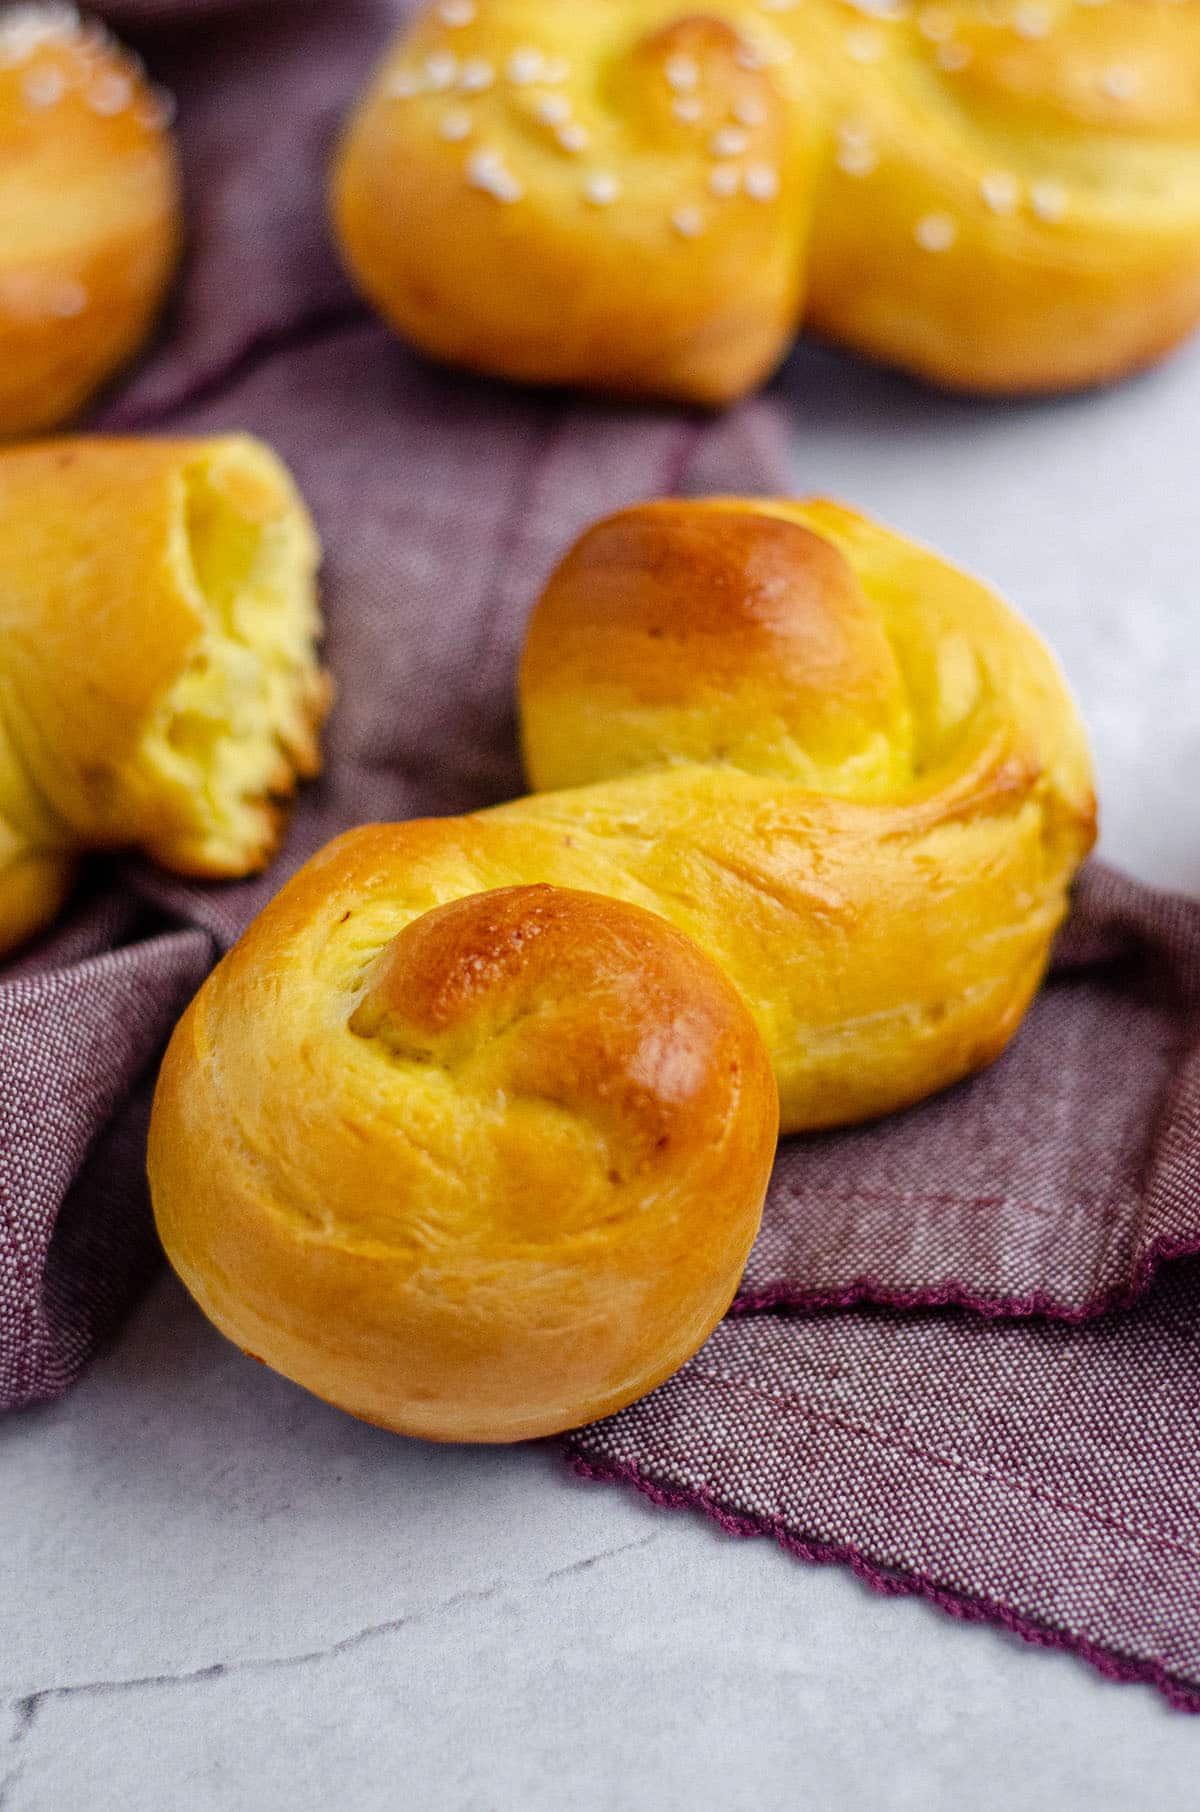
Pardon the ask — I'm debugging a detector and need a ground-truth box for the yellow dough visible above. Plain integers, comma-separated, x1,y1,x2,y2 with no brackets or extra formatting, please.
0,4,182,437
149,497,1095,1442
0,434,329,955
333,0,1200,402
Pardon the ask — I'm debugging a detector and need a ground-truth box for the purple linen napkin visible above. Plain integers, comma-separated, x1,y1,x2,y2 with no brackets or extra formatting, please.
736,863,1200,1323
567,1250,1200,1714
3,0,1200,1714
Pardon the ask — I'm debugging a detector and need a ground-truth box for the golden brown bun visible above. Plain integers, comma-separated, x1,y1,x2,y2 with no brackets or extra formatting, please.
520,497,1098,1129
149,497,1093,1441
149,878,779,1442
0,434,329,954
0,5,182,437
333,10,814,404
332,0,1200,402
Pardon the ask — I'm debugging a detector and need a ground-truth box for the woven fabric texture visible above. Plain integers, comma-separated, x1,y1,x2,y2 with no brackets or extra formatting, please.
3,0,1199,1714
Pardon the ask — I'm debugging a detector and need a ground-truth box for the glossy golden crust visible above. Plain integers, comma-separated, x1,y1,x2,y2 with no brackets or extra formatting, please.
332,0,1200,401
0,5,182,438
149,877,778,1443
332,7,814,403
520,503,912,792
0,434,329,954
515,497,1095,1127
150,497,1094,1442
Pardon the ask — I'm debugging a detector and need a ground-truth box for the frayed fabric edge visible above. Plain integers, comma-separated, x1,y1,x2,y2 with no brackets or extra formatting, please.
563,1450,1200,1715
731,1231,1200,1327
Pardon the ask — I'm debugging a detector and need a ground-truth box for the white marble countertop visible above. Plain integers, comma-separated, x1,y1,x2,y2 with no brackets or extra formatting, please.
4,336,1200,1811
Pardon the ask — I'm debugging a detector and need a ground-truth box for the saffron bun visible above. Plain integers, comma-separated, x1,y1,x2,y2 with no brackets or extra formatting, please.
332,0,1200,403
150,882,779,1443
0,434,329,957
0,4,182,438
148,497,1094,1443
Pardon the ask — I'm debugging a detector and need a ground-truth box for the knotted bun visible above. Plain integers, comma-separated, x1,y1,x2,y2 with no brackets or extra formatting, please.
332,0,1200,401
333,7,813,403
150,878,778,1442
149,497,1094,1440
0,434,328,955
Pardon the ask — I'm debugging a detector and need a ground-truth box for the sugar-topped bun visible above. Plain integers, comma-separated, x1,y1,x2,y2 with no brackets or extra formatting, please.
149,497,1093,1442
0,5,182,437
332,0,1200,401
0,435,329,956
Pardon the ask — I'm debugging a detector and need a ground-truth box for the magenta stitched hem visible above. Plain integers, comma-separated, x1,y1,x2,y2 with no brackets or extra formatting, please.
731,1230,1200,1326
564,1452,1200,1715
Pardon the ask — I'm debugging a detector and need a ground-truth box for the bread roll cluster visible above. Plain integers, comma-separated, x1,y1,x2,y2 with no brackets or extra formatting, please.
333,0,1200,401
148,499,1095,1439
0,16,326,948
1,3,1119,1442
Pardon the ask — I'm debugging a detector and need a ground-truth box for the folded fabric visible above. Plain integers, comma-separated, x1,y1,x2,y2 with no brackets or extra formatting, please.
2,0,1199,1715
567,1244,1200,1714
737,863,1200,1322
94,1,290,22
0,895,212,1406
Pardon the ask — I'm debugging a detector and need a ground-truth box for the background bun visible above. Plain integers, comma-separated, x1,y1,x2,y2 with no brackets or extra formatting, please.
0,434,328,954
0,4,182,437
333,0,1200,401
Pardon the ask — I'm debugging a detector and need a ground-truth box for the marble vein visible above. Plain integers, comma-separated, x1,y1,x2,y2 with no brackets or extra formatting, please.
3,1531,660,1760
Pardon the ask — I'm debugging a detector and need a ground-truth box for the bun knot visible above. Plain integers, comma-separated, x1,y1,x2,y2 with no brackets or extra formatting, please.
149,495,1095,1442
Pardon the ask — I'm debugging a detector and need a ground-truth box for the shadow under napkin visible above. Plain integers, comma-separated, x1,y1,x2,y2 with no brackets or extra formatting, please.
2,0,1200,1717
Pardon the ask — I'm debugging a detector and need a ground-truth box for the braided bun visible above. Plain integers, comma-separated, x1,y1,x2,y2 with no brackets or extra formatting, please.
149,497,1094,1440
